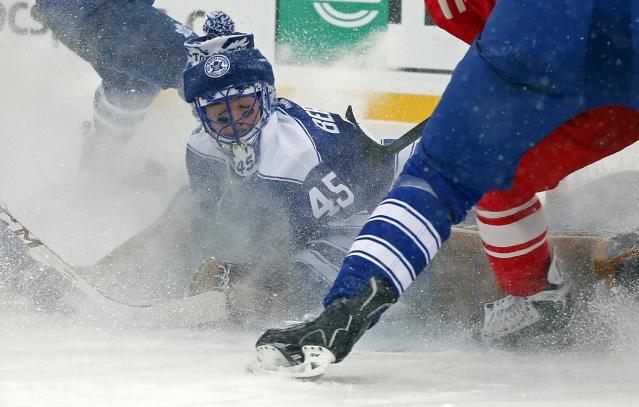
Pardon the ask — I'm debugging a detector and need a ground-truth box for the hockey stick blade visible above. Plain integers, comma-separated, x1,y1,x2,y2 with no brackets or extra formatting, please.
247,345,335,380
0,205,227,326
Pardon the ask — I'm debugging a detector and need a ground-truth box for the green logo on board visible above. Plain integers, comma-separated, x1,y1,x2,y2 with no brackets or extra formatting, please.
277,0,389,63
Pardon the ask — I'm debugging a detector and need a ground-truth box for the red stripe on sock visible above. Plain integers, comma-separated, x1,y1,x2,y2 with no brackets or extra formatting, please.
482,231,547,254
476,199,542,226
488,242,551,296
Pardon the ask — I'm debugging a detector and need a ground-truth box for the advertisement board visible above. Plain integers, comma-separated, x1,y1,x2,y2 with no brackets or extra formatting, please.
0,1,48,37
276,0,389,63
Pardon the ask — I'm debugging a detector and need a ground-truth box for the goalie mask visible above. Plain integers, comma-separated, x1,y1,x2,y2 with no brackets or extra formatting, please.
183,11,277,176
194,81,275,176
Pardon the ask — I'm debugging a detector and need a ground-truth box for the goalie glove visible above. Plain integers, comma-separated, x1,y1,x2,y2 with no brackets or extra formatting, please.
190,258,235,295
190,258,286,325
250,275,396,378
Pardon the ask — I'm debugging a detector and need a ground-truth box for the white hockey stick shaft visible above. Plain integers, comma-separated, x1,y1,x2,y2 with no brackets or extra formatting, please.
0,206,226,326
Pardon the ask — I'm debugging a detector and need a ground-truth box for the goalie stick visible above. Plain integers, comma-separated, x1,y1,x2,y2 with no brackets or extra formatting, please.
0,205,226,326
345,105,428,168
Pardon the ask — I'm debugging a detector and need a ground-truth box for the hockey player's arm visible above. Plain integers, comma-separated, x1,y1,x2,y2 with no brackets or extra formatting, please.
424,0,495,44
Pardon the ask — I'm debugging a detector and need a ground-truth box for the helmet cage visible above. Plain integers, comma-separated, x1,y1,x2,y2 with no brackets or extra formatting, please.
194,81,275,176
195,82,273,145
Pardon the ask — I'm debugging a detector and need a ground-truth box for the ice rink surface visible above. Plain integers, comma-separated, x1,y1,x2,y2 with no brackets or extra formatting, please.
3,19,639,407
3,308,639,407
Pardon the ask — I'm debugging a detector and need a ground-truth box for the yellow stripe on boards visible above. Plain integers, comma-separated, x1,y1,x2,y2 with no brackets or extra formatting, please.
365,92,439,123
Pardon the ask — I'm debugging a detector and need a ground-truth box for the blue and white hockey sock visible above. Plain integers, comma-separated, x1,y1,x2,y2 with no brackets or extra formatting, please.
324,183,452,305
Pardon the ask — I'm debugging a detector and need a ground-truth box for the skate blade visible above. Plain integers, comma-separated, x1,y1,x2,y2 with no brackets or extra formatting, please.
247,345,335,380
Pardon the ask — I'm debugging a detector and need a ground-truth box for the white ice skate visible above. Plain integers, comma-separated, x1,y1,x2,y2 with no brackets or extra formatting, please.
479,255,572,346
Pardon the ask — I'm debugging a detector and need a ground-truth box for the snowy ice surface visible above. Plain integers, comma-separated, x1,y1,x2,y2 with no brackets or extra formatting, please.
3,303,639,407
3,19,639,407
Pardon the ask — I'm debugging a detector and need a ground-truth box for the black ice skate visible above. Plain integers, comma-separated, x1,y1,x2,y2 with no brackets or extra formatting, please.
478,255,573,348
250,275,396,378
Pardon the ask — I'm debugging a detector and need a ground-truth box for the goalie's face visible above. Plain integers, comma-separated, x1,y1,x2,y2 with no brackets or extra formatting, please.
204,95,263,140
194,82,276,177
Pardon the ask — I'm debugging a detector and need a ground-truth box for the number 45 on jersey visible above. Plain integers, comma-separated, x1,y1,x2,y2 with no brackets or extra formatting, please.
309,171,354,219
